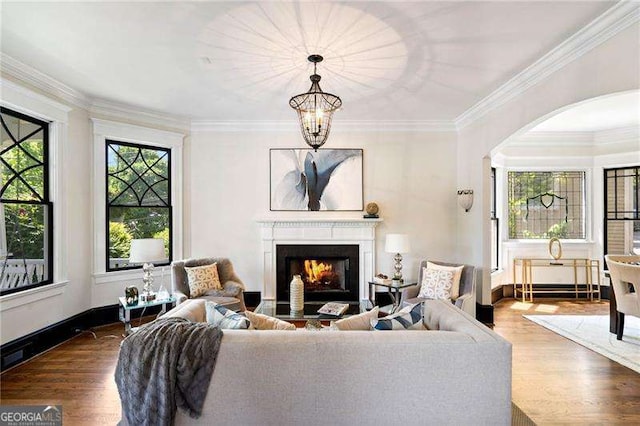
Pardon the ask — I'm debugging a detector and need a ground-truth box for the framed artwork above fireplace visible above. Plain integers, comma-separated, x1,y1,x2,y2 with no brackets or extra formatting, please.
270,148,363,211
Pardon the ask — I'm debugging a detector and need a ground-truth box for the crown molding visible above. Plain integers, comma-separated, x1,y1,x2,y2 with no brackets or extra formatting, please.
511,131,594,147
191,119,456,133
89,99,190,132
0,53,90,109
594,125,639,144
1,53,190,132
456,1,640,129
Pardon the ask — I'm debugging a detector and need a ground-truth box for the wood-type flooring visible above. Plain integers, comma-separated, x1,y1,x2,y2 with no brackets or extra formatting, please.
1,298,639,425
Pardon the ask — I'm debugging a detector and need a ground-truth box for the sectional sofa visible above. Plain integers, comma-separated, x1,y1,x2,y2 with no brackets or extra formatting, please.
157,298,512,425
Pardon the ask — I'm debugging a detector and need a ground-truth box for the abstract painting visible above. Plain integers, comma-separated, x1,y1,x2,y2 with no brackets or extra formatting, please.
270,149,363,211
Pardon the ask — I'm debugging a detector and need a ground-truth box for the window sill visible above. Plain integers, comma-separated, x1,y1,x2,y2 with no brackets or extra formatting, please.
93,266,171,286
93,269,142,285
0,280,69,312
503,240,595,246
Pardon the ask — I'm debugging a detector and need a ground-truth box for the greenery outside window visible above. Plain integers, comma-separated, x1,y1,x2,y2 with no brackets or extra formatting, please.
508,171,585,239
106,140,171,271
0,107,52,295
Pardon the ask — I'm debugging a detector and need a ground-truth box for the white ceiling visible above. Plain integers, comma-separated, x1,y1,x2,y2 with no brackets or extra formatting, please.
531,91,640,132
0,1,616,122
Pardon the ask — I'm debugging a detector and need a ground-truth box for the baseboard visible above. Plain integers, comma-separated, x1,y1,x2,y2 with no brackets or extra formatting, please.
498,284,609,301
0,303,166,372
491,286,505,304
476,303,494,325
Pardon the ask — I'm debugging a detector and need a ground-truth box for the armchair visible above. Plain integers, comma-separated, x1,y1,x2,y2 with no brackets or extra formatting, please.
401,260,476,317
604,255,640,340
171,257,246,312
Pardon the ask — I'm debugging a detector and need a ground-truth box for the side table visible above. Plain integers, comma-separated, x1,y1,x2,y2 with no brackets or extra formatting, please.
368,281,417,313
118,296,177,335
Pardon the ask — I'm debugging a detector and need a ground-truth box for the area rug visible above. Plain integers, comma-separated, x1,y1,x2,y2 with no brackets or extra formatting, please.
524,314,640,374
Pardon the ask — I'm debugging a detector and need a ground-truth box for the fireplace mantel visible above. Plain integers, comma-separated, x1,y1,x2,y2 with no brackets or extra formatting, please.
258,218,382,301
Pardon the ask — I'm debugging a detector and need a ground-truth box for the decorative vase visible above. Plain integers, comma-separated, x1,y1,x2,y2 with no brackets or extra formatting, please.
290,274,304,314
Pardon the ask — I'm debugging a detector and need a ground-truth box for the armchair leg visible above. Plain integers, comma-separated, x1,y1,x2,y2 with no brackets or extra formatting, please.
616,311,625,341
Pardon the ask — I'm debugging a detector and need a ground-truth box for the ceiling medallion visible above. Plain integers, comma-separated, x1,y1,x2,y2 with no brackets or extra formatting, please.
289,54,342,151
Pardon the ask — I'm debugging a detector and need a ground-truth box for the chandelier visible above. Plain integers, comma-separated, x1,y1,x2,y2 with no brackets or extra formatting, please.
289,54,342,151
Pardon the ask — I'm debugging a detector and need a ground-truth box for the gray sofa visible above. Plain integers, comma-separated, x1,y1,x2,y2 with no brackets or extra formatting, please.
161,298,512,425
401,260,476,317
171,257,246,312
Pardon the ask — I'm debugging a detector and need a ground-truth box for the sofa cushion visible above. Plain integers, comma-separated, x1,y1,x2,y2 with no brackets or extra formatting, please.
245,311,296,330
419,268,454,301
426,261,464,299
205,302,249,329
371,303,422,330
185,263,222,297
330,306,379,330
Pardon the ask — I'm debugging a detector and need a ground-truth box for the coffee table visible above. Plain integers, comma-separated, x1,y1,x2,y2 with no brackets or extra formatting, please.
254,300,371,323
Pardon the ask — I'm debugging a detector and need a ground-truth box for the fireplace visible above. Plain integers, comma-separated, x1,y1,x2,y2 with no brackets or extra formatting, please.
276,244,359,302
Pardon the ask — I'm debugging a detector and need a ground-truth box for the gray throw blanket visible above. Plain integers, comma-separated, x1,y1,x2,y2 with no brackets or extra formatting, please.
115,317,223,426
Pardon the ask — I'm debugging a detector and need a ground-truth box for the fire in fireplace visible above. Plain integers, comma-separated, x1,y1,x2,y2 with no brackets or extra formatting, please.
276,244,359,302
295,259,346,291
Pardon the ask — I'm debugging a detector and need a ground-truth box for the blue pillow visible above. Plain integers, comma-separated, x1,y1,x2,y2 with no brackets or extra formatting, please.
372,303,422,330
205,302,249,329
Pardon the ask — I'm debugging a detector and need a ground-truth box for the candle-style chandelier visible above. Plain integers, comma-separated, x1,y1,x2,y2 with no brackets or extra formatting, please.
289,54,342,151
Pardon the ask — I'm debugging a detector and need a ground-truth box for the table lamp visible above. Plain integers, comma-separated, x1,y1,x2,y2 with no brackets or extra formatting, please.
129,238,166,302
385,234,410,282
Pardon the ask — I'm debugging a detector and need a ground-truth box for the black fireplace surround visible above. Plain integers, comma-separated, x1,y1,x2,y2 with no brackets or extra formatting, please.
276,244,359,302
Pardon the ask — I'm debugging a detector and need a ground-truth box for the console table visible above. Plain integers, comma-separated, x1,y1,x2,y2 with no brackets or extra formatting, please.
512,258,601,302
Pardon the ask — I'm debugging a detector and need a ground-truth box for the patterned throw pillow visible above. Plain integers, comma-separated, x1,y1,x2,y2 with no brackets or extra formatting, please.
185,263,222,297
426,262,464,299
331,307,379,331
371,303,422,330
245,311,296,330
419,268,454,300
205,302,249,329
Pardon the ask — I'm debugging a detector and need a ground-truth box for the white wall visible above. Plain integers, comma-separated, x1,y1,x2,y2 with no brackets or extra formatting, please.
457,22,640,305
188,128,459,292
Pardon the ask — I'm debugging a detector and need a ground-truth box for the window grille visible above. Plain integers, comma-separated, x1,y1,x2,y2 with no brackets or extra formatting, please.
106,140,172,271
604,166,639,256
508,171,585,239
491,167,499,271
0,107,52,295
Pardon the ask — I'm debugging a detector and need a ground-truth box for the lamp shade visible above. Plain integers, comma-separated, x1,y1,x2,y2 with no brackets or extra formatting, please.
385,234,410,254
129,238,166,263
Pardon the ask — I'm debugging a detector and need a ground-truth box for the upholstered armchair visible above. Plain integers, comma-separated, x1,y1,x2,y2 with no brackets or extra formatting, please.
401,260,476,317
171,257,246,312
604,255,640,340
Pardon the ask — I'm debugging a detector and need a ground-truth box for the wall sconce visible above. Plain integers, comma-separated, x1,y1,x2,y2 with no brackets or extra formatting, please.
457,190,474,212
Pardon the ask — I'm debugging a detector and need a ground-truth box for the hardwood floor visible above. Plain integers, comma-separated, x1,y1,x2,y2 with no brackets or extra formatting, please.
494,298,640,425
1,299,639,425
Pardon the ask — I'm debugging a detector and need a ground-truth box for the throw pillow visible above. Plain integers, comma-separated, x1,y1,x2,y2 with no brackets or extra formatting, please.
419,268,455,301
185,263,222,297
205,302,249,329
331,307,379,331
426,262,464,299
371,303,422,330
245,311,296,331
